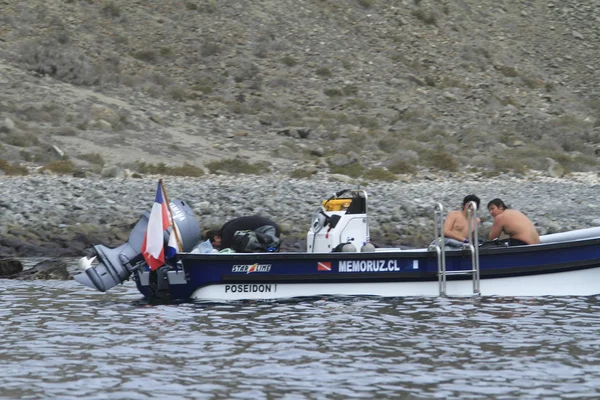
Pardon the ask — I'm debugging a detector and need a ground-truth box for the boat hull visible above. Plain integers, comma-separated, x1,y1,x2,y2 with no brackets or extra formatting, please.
189,266,600,300
133,236,600,301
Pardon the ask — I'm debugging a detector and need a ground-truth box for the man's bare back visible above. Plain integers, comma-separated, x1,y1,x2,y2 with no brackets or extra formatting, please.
488,200,540,245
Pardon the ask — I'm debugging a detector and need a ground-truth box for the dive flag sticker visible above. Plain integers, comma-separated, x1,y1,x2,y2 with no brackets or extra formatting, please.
318,262,332,271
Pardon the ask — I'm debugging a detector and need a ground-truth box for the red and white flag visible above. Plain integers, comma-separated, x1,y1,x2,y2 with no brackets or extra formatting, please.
141,181,177,270
318,261,332,271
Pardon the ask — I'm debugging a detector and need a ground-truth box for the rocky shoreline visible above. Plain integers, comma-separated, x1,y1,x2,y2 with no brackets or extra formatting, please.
0,170,599,258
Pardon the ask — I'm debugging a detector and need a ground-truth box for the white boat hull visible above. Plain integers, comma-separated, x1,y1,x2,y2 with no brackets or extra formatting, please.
191,265,600,301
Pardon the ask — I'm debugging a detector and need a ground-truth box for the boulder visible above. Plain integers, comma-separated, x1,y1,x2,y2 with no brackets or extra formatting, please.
5,258,70,280
0,258,23,276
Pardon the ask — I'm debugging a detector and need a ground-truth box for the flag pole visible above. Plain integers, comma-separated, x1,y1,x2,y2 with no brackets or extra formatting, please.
160,179,183,251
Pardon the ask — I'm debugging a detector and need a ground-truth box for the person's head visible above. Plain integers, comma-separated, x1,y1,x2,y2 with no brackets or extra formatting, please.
487,198,508,217
462,194,480,211
204,229,222,248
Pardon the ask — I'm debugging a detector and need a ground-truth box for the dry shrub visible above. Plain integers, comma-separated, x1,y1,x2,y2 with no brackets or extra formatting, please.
377,137,401,154
168,85,189,101
102,2,121,18
497,65,519,78
357,0,375,8
363,167,397,181
0,159,29,175
387,159,416,174
422,149,458,171
1,130,40,147
324,88,343,97
78,153,105,166
205,158,269,175
329,162,363,178
234,62,260,82
412,9,437,25
281,56,298,67
42,160,75,174
19,40,99,86
168,162,205,177
55,127,77,136
133,161,204,177
132,50,157,63
316,67,332,77
289,168,316,179
201,40,221,57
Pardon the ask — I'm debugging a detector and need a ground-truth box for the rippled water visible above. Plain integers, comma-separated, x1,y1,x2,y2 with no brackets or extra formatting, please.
1,260,600,399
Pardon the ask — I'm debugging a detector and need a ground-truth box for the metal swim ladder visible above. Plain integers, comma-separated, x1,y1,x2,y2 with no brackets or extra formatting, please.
433,202,480,296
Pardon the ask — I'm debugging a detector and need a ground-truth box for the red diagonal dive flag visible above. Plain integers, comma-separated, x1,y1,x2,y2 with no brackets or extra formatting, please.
141,180,173,271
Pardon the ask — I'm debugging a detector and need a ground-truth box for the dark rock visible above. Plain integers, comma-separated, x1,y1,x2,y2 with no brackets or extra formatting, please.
0,258,23,276
6,258,70,280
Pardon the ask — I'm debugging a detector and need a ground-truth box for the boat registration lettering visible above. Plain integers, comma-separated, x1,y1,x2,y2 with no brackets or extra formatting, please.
225,284,276,293
339,260,399,272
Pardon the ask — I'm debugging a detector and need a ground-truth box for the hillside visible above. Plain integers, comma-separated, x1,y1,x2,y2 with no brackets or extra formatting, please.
0,0,598,179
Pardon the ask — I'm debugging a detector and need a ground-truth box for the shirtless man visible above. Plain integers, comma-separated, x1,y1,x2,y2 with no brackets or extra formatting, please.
442,194,481,247
487,198,541,246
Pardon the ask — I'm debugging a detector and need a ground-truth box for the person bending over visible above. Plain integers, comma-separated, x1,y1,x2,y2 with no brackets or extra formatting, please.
203,229,222,250
487,198,540,246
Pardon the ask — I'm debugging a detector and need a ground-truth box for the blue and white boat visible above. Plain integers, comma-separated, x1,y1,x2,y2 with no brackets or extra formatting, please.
74,189,600,301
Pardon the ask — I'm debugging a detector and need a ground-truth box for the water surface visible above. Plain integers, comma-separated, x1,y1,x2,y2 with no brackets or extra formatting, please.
1,259,599,399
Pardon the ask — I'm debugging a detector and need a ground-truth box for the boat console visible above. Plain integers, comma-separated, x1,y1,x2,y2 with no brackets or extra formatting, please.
306,189,372,253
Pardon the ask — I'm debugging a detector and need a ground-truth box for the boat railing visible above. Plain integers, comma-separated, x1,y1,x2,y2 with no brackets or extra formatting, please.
433,203,447,295
466,201,481,295
434,201,481,296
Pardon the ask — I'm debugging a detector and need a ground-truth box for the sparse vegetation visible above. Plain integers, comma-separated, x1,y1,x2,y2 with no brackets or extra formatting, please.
388,160,417,175
281,56,298,67
498,65,519,78
289,168,316,179
55,127,77,136
78,153,105,166
132,50,157,63
19,41,99,86
185,2,198,10
363,167,397,181
2,130,40,147
205,158,269,175
357,0,375,8
201,41,221,57
412,9,437,25
316,67,332,77
0,159,29,175
329,162,364,178
422,149,458,172
42,160,75,174
324,88,343,97
102,2,121,18
133,161,205,177
1,1,598,179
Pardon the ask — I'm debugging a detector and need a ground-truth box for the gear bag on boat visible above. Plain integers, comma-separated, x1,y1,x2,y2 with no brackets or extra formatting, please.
233,225,280,253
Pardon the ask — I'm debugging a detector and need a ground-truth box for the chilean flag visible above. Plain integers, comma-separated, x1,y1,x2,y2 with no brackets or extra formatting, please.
141,181,175,271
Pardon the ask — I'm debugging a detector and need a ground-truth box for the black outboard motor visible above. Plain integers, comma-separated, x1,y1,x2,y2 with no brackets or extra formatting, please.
74,199,201,292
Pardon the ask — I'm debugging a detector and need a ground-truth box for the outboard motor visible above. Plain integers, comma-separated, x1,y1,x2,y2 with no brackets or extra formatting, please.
74,199,201,292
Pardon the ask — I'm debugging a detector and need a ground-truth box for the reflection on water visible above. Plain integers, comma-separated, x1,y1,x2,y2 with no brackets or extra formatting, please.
1,259,600,399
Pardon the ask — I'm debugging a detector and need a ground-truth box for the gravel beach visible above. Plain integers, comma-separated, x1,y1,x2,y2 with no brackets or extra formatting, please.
1,171,598,257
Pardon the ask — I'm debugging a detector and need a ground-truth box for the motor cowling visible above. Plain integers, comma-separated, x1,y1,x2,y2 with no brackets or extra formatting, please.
74,199,201,292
